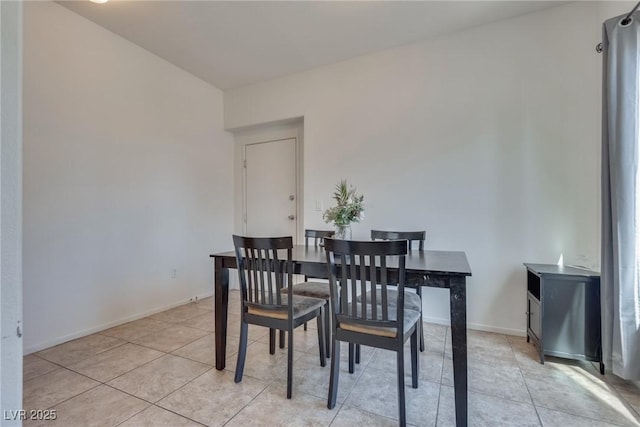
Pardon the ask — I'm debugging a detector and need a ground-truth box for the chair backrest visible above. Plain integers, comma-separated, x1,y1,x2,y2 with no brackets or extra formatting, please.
305,229,335,247
232,235,293,316
371,230,425,251
324,238,408,335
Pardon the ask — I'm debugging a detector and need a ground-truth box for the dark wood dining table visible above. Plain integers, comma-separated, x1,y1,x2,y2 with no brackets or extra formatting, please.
210,245,472,426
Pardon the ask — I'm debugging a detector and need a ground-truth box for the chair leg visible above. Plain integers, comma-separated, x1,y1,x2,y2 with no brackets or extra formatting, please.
356,344,361,364
411,328,419,389
269,328,276,354
235,321,249,383
324,301,331,357
397,345,407,427
417,287,425,352
348,343,355,374
279,330,285,349
287,326,294,399
316,308,326,367
304,322,308,331
327,335,341,409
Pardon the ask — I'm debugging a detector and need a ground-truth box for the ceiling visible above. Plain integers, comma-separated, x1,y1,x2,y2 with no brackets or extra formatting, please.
59,1,567,90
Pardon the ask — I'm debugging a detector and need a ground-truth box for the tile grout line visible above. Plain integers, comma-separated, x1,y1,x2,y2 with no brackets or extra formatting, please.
27,368,103,412
506,337,543,427
88,348,168,384
433,329,447,427
22,354,66,383
150,365,219,415
112,402,208,427
605,381,640,423
326,346,401,423
98,319,174,341
531,401,633,427
219,375,273,426
35,338,130,367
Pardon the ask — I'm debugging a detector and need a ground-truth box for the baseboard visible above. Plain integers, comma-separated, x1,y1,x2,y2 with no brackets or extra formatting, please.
24,291,213,355
422,315,526,337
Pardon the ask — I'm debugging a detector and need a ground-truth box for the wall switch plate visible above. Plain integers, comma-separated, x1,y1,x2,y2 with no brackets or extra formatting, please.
315,200,323,212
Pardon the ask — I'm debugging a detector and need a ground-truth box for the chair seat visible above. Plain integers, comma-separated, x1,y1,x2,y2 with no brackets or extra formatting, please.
340,307,421,338
288,281,331,299
357,289,422,312
247,294,325,320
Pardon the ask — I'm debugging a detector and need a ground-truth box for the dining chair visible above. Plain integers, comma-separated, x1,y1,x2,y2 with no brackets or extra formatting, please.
369,230,426,352
232,235,326,399
324,238,419,426
286,229,334,355
305,229,335,248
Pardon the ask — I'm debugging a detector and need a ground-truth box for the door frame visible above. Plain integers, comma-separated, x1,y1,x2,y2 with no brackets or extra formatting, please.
242,137,299,242
1,0,24,418
232,119,304,244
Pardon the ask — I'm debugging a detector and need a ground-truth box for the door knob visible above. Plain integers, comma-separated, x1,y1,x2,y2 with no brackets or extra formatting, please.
288,215,295,220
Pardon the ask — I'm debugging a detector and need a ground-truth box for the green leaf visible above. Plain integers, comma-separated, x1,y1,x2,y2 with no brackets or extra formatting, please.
324,179,365,226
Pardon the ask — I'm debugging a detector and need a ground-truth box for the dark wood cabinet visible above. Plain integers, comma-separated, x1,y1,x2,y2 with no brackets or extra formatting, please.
524,263,604,374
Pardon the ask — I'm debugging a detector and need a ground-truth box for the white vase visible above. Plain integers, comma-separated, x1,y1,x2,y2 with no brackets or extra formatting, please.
334,224,352,240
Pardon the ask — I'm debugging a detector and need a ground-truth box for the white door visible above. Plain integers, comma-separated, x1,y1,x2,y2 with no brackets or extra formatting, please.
244,138,297,240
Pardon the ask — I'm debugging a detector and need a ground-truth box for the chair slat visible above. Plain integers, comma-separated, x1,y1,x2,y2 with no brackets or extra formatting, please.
265,249,273,304
350,257,358,319
251,248,260,303
258,249,273,304
369,255,377,318
380,256,389,321
286,247,293,314
398,256,406,302
340,253,348,316
359,255,367,319
380,256,388,320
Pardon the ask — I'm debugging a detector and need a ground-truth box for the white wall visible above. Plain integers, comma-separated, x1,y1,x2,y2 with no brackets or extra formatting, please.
1,0,23,419
23,2,233,353
225,2,613,334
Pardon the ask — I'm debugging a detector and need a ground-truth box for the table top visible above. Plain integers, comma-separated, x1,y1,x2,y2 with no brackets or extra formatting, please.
212,245,472,276
524,263,600,278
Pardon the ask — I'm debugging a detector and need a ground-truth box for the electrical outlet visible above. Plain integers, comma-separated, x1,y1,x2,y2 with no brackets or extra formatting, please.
171,268,177,279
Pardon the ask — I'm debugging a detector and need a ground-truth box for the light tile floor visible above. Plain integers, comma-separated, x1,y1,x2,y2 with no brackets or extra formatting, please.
23,291,640,426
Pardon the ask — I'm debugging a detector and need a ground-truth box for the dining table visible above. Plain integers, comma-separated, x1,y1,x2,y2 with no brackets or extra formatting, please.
210,245,472,427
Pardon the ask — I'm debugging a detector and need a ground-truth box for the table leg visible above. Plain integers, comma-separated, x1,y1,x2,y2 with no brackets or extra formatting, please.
215,257,229,370
450,276,468,427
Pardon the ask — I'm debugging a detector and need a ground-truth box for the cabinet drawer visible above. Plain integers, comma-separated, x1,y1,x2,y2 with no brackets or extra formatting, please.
528,294,541,339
